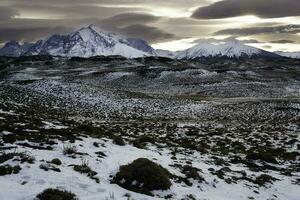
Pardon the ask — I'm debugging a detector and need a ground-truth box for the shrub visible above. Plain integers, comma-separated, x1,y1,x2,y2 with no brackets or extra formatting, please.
246,152,278,164
39,163,61,172
0,152,18,163
132,135,155,149
0,164,21,176
20,154,35,164
113,136,125,146
182,165,205,182
2,134,17,143
63,145,77,155
254,174,278,186
51,158,62,165
73,160,99,183
36,188,77,200
112,158,172,195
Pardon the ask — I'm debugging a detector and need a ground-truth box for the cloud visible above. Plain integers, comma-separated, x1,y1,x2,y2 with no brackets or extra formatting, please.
214,25,300,36
262,45,272,49
192,37,263,44
192,0,300,19
0,26,70,43
269,40,295,44
12,4,146,19
101,13,161,26
7,0,203,8
0,7,19,19
117,24,176,43
0,17,176,44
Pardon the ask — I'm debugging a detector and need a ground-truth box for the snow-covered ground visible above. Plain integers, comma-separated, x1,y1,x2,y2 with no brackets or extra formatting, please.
1,135,299,200
0,56,299,200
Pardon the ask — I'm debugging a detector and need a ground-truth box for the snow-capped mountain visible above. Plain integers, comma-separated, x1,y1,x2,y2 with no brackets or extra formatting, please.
275,51,300,59
176,41,280,59
0,27,287,59
25,25,154,58
1,25,154,58
0,41,34,57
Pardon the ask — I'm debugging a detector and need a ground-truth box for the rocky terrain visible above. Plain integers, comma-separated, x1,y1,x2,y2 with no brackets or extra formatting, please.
0,55,299,200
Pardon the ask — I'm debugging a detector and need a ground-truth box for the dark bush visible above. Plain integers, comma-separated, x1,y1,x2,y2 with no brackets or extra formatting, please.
63,145,77,155
112,158,172,195
113,136,125,146
0,164,21,176
0,152,17,163
132,135,155,149
182,165,205,182
254,174,278,186
73,161,99,183
39,163,61,172
2,134,17,143
51,158,62,165
36,188,77,200
246,152,278,164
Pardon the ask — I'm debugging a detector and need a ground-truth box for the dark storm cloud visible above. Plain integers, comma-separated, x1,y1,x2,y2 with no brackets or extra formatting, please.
192,37,263,44
7,0,203,7
214,25,300,36
0,6,19,19
0,14,174,44
0,26,71,43
12,4,146,19
192,0,300,19
269,40,295,44
101,13,161,26
117,24,176,43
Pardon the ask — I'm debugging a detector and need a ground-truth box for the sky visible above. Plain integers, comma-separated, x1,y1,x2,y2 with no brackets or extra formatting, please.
0,0,300,52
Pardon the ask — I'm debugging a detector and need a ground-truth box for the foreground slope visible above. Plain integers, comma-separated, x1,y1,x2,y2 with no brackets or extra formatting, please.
0,56,299,200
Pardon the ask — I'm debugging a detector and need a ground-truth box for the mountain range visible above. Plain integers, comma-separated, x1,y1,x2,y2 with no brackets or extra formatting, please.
275,51,300,59
0,25,299,59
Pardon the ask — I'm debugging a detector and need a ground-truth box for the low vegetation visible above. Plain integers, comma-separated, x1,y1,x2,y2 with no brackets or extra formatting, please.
36,188,77,200
112,158,172,195
73,160,99,183
0,164,21,176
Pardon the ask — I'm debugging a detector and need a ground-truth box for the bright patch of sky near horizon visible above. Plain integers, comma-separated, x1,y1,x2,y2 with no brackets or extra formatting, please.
0,0,300,52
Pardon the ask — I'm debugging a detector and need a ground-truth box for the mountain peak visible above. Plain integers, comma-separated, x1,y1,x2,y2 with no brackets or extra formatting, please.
87,24,97,30
15,25,154,58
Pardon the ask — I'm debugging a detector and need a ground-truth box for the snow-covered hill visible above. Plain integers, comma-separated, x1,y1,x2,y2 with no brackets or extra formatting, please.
1,25,155,58
176,41,280,59
275,51,300,59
